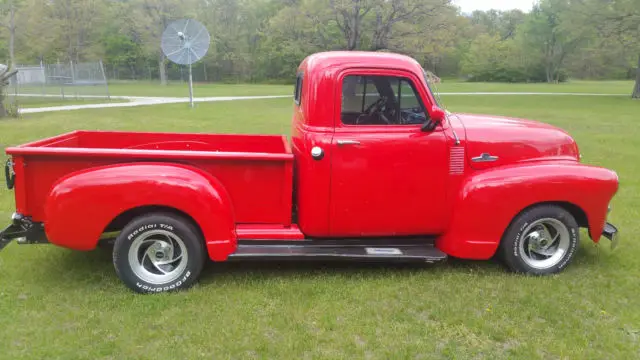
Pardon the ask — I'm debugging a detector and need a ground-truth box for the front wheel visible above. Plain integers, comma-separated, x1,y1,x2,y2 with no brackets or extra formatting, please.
499,205,580,275
113,213,206,293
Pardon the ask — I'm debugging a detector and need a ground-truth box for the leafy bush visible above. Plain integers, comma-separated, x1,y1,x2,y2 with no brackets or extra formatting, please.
461,34,568,83
466,66,568,83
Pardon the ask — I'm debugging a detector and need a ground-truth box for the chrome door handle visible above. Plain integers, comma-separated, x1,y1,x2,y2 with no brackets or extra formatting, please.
471,153,499,163
337,140,361,146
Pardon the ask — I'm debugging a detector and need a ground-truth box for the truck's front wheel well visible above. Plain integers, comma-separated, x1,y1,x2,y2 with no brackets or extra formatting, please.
101,205,205,243
515,201,588,228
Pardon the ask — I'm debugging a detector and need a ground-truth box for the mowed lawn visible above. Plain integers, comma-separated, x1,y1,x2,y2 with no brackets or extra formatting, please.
0,83,639,359
107,79,635,97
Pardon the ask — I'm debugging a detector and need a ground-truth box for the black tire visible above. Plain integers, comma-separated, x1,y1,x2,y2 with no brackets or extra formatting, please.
499,205,579,275
113,213,206,293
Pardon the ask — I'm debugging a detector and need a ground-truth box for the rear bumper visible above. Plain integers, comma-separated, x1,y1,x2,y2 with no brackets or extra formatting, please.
0,213,48,252
602,222,619,250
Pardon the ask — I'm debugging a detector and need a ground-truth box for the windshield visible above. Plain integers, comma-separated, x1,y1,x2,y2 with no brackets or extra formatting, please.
422,68,442,108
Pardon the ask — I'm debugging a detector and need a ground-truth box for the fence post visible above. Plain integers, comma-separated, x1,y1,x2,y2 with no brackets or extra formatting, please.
69,60,78,100
99,59,110,100
40,60,45,97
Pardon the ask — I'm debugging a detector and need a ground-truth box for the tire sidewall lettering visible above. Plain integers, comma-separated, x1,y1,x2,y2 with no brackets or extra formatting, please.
121,219,196,293
127,223,174,241
513,221,530,258
134,269,193,293
557,228,578,270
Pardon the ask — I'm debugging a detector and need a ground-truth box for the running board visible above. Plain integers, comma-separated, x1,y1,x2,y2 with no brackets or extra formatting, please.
228,240,447,263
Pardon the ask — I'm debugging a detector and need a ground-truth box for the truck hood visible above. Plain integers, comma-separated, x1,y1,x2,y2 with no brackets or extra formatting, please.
454,113,580,170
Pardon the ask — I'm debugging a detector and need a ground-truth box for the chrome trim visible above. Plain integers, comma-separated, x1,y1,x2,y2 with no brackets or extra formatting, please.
337,140,361,146
471,153,499,163
446,112,461,145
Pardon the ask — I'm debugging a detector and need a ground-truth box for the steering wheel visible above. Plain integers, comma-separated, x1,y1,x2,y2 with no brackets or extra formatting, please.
363,97,385,114
363,97,392,125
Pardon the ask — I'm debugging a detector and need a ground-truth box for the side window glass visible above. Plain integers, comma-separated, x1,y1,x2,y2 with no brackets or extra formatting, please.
400,80,420,110
341,75,362,113
340,75,427,125
294,73,303,105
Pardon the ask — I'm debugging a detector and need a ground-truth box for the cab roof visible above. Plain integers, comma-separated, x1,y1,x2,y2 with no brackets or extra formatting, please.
299,51,424,76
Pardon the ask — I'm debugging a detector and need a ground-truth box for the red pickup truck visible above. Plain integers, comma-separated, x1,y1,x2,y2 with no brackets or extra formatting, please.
1,51,619,293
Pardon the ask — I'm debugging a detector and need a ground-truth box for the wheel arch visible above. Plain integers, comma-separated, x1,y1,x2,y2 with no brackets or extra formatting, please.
504,201,588,235
436,162,617,260
103,205,206,240
43,162,237,260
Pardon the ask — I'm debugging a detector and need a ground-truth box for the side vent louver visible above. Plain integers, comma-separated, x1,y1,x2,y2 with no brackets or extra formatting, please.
449,147,465,175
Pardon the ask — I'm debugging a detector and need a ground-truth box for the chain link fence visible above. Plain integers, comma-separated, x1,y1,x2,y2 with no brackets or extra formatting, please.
105,61,213,83
7,61,110,106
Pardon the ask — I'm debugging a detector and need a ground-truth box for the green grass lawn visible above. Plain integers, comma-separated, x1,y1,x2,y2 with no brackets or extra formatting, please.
105,79,635,98
435,79,635,94
0,84,639,359
107,81,293,97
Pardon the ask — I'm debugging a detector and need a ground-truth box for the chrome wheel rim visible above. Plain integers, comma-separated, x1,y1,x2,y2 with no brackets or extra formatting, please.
519,218,570,270
128,229,188,285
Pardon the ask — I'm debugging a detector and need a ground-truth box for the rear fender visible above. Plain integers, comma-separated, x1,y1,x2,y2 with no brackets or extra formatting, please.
437,162,618,260
44,163,236,261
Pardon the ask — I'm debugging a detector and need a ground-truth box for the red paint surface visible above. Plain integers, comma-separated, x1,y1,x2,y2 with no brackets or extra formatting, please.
4,51,619,262
7,131,293,260
236,224,305,240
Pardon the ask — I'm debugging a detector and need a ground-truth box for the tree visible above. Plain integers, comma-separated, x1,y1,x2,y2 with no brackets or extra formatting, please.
0,0,22,67
389,2,461,75
470,9,526,40
38,0,108,63
460,34,519,81
519,0,585,83
329,0,374,50
576,0,640,98
0,64,17,117
130,0,196,85
1,0,636,85
370,0,451,51
257,0,342,81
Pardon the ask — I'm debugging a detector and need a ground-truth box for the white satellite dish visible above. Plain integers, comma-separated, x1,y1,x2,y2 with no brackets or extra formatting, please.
161,19,211,107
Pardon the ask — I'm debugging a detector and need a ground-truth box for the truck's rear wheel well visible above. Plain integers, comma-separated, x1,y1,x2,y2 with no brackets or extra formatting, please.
102,205,205,242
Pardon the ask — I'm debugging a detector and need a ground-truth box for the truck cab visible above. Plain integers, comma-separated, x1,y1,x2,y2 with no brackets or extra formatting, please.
1,51,619,293
292,52,451,239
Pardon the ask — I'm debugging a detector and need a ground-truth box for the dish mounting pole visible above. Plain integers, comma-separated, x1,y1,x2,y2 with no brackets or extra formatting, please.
188,64,194,108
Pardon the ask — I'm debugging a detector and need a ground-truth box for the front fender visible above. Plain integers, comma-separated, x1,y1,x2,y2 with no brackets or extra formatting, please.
44,163,236,261
437,162,618,260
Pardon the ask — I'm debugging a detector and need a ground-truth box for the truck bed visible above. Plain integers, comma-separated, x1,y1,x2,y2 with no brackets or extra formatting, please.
6,130,294,225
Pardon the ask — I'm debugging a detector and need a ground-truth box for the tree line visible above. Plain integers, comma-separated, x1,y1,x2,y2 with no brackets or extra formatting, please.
0,0,638,97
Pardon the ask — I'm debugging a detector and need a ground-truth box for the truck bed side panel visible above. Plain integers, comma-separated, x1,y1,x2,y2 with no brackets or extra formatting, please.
7,131,293,226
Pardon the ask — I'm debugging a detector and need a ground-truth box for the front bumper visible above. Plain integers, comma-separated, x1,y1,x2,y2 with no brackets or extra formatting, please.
602,222,619,250
0,213,48,252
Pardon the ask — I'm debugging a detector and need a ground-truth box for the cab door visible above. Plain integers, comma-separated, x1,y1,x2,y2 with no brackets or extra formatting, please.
328,71,449,237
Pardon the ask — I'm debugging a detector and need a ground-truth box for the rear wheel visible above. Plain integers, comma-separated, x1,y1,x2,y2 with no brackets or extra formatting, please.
499,205,579,275
113,213,206,293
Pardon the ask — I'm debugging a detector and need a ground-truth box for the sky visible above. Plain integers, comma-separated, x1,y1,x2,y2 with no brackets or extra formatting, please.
454,0,535,13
